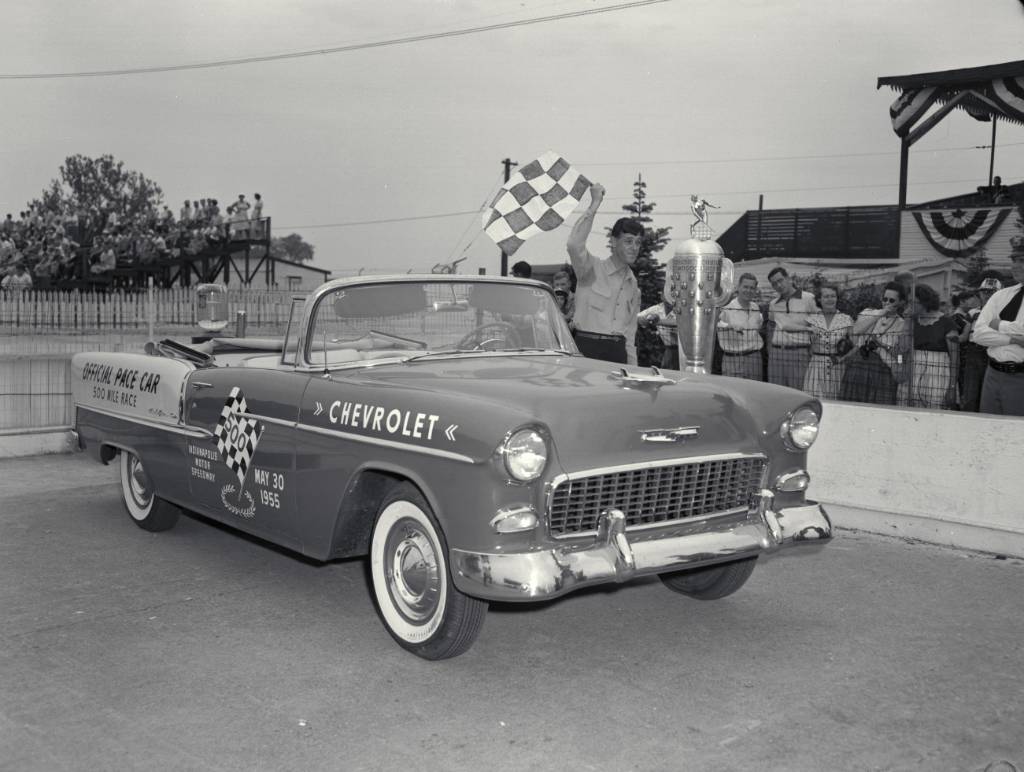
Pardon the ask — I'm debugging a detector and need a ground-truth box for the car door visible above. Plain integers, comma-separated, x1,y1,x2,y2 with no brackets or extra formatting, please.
184,366,309,550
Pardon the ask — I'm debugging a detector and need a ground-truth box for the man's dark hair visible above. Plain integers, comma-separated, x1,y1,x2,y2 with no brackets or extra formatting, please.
767,266,789,281
952,290,976,307
511,260,532,278
610,217,644,238
738,272,758,285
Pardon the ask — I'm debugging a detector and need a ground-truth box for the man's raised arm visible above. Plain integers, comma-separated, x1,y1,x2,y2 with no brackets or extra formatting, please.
566,182,605,272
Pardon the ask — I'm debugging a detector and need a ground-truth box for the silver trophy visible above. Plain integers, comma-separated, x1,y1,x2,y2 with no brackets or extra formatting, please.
664,238,734,374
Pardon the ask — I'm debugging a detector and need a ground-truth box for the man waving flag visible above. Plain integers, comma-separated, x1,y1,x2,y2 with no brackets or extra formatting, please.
482,151,590,256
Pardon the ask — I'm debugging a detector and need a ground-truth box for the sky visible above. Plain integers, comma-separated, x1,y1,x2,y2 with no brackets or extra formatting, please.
2,0,1024,279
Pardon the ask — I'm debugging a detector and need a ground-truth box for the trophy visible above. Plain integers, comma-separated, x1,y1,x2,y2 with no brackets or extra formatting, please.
664,236,734,374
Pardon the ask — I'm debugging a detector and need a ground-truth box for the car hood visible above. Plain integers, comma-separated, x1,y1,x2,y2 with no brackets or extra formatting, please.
355,354,812,466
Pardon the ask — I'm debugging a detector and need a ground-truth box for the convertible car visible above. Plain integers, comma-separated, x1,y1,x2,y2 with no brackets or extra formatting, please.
72,275,832,659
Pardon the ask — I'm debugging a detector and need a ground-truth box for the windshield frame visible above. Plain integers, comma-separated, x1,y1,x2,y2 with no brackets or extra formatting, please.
296,275,579,372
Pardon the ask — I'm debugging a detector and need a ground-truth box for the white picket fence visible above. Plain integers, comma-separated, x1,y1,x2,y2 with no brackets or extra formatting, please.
0,288,302,334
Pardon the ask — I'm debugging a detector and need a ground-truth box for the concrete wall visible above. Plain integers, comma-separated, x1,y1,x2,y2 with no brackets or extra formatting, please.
809,401,1024,558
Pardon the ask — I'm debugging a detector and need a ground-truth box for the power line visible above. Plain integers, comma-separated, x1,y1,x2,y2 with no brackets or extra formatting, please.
0,0,669,79
273,172,1021,231
581,140,1024,168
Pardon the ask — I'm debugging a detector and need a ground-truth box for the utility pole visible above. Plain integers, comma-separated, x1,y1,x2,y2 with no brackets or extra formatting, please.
500,157,517,276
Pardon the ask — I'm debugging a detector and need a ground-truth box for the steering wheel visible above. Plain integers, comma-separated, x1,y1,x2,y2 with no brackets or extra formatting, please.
456,321,522,351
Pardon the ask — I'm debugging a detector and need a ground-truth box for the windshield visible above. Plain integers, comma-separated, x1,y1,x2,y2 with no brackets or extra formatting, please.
306,280,578,367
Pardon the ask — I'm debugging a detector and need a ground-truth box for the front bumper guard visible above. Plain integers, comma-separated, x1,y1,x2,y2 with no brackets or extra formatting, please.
450,492,831,602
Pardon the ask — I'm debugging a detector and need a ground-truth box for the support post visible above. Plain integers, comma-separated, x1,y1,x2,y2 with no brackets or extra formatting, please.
988,116,998,187
898,137,910,210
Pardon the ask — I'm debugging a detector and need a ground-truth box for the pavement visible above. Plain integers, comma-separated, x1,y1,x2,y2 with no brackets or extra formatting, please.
1,453,1022,771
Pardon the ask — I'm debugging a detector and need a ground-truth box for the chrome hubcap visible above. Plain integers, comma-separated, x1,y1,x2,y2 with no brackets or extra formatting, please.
128,455,152,508
386,519,440,623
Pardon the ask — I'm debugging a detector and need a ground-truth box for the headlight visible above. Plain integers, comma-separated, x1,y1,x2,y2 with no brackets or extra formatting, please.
501,428,548,481
781,406,819,450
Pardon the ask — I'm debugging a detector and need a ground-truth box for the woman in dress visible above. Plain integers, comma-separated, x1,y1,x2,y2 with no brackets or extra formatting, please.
839,281,909,406
904,284,959,409
803,284,854,399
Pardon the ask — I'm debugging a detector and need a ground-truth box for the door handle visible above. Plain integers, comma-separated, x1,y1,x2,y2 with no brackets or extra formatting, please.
191,381,214,390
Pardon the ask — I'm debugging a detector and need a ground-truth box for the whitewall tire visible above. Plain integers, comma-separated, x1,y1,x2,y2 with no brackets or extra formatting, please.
370,482,486,660
119,450,180,532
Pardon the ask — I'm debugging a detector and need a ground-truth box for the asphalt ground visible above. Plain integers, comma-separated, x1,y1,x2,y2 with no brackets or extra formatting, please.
1,453,1022,772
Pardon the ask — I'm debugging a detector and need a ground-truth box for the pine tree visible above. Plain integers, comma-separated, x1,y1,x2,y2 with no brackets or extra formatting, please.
607,174,671,365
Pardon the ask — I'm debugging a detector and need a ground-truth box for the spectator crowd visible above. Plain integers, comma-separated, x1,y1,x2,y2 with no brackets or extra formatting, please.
511,180,1024,418
0,192,267,289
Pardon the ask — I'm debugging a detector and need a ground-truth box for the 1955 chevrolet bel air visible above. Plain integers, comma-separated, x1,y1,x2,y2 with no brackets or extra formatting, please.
72,274,832,659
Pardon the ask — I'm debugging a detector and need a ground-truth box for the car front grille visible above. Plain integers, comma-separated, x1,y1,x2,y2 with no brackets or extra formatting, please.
547,455,766,537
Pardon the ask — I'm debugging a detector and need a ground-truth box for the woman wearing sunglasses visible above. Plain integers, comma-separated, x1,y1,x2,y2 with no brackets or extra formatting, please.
839,281,910,405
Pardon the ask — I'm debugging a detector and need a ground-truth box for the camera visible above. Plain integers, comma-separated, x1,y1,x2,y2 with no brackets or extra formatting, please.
859,338,879,357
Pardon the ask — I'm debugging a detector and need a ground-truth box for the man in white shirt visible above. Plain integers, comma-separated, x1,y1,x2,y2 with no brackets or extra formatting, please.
718,273,765,381
971,237,1024,415
767,267,817,388
566,182,642,364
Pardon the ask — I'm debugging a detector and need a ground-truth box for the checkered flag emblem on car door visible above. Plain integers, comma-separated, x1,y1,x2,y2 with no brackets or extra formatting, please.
482,151,590,256
214,387,263,486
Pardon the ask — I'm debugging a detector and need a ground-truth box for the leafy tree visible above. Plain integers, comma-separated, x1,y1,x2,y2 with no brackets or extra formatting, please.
35,154,163,227
608,174,671,366
270,233,315,263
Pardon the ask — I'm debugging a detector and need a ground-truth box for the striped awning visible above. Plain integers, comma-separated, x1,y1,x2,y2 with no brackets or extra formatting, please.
878,59,1024,137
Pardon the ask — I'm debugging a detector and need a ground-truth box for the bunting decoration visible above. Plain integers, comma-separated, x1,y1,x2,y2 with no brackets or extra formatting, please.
911,208,1012,258
482,151,590,256
889,87,937,137
990,76,1024,124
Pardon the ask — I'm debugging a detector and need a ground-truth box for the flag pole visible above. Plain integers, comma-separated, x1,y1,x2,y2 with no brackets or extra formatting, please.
500,157,517,276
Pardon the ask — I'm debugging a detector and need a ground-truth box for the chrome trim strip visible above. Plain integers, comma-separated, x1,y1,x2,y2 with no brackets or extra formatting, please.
75,403,212,438
549,451,766,487
297,422,475,464
241,412,296,429
548,507,751,541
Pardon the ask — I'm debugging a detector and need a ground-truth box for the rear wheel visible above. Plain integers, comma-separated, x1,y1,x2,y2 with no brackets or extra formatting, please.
370,482,487,660
659,556,757,600
119,450,180,532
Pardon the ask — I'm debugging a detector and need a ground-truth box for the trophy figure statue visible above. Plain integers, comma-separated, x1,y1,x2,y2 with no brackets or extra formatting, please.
689,194,719,239
664,236,734,374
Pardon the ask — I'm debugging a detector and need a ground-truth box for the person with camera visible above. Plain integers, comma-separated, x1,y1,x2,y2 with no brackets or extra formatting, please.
839,281,909,406
803,283,854,400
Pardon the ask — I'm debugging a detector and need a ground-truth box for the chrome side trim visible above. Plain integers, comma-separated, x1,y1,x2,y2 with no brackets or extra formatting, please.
75,404,212,439
241,412,296,429
297,422,475,464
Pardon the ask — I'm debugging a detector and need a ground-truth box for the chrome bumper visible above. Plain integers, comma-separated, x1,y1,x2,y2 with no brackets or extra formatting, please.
450,498,832,602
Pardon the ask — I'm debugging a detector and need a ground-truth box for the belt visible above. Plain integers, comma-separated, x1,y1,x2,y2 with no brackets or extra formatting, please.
721,349,760,356
988,359,1024,374
575,329,625,341
772,344,809,350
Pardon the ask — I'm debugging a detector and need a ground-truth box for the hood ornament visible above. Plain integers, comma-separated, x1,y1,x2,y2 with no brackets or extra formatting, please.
639,426,700,443
611,366,677,388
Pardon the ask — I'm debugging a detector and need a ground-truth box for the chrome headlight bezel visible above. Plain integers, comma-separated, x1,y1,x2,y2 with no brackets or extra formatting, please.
499,427,549,482
780,406,820,451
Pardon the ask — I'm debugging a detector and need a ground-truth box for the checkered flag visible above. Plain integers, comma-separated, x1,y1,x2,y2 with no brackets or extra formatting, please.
482,151,590,256
214,387,263,487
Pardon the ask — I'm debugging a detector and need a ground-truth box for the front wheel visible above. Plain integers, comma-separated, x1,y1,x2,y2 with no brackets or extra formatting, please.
659,556,757,600
370,482,487,660
119,450,180,532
